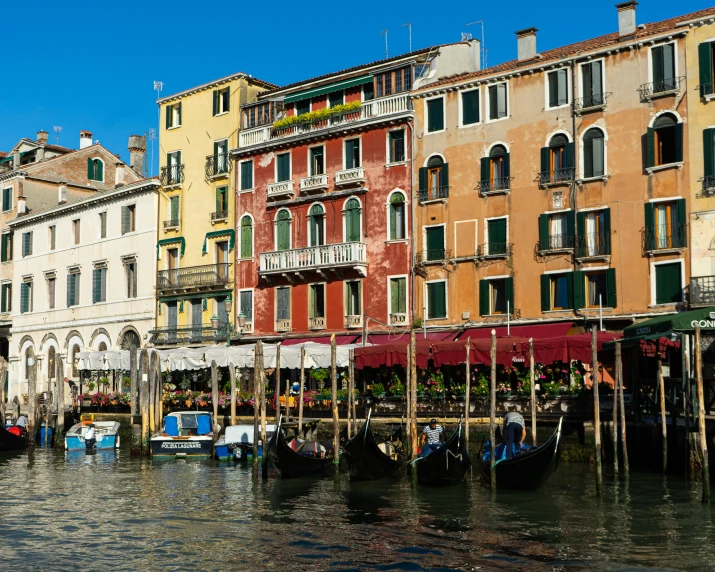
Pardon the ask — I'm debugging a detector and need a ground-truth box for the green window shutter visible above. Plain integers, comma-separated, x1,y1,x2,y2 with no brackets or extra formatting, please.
277,213,290,251
663,43,675,83
241,217,252,258
644,203,655,251
566,272,575,309
20,283,28,313
705,129,715,179
462,91,479,124
606,268,617,308
583,136,593,178
540,147,550,181
540,274,550,312
676,199,686,248
215,188,221,212
538,214,549,249
277,154,290,181
213,90,219,115
479,280,489,316
390,280,399,314
565,142,575,170
346,200,361,242
177,102,182,125
699,42,713,97
441,163,449,192
67,275,73,307
309,285,315,319
426,226,444,259
223,88,230,112
389,201,396,240
572,271,585,310
1,234,7,262
433,282,446,318
602,208,612,254
505,277,514,312
92,269,100,304
674,122,684,163
418,167,427,192
87,158,94,180
1,284,6,313
121,206,129,234
166,105,172,129
176,150,181,168
213,141,219,165
480,157,489,184
241,161,253,190
427,98,444,132
655,263,682,304
652,45,664,84
646,127,655,168
170,196,179,220
503,153,511,179
22,232,29,257
488,218,507,250
548,72,558,107
566,210,575,246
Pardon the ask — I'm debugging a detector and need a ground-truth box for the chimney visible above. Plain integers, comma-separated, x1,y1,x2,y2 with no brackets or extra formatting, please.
37,130,49,145
127,134,147,177
17,195,26,215
79,130,93,149
115,163,126,187
616,1,637,36
516,27,538,61
58,182,68,204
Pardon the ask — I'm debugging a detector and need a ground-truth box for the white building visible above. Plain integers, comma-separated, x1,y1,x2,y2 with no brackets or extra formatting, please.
7,178,159,405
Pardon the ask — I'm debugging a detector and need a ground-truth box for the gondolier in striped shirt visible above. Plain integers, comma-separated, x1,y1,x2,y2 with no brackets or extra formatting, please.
503,411,527,459
419,419,445,457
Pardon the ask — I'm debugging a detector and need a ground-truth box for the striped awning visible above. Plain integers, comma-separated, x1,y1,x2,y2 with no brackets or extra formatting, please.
284,75,373,104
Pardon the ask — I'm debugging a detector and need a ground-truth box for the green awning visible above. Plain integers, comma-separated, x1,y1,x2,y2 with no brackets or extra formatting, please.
158,290,232,303
202,230,235,254
284,75,373,104
157,237,185,259
622,306,715,339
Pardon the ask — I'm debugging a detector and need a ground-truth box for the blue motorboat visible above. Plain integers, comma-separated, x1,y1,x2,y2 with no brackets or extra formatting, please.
151,411,217,458
215,424,275,461
65,421,120,452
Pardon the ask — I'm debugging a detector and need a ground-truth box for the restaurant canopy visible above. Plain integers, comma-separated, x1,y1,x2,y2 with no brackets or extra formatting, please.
622,306,715,339
455,322,573,340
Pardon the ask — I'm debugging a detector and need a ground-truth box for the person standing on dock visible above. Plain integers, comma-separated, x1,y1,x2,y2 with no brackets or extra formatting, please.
419,419,445,457
503,412,527,459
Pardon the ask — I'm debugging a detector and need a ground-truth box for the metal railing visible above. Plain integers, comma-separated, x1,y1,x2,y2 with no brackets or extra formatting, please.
702,175,715,193
538,233,574,252
576,233,611,258
574,92,610,111
205,155,231,178
477,243,513,258
151,323,230,345
418,186,449,203
210,211,228,221
157,263,231,291
645,224,686,251
163,219,180,229
699,82,714,98
638,76,685,99
259,242,366,274
415,249,451,264
539,168,575,186
478,177,512,194
160,164,184,186
690,276,715,306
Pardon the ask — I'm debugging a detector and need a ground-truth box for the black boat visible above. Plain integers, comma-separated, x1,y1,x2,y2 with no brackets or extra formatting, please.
0,424,27,453
263,417,333,478
411,417,471,486
482,417,563,490
344,412,400,480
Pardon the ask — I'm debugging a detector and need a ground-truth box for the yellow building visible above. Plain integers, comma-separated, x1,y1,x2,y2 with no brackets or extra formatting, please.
153,73,274,345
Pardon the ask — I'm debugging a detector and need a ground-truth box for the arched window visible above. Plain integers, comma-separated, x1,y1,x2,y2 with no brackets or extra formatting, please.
344,198,361,243
240,215,253,258
308,204,325,247
389,193,406,240
541,134,574,183
98,342,107,352
488,145,510,191
87,158,103,182
71,344,80,378
649,113,682,167
583,128,605,178
47,346,56,380
275,209,291,251
427,156,445,200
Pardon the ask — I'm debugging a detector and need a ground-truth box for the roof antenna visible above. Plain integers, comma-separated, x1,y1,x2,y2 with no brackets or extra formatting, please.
380,29,389,59
403,22,412,53
53,126,62,145
466,20,487,69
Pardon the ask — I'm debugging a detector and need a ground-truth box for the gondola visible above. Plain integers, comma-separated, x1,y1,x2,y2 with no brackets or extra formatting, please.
410,417,471,486
0,424,27,453
482,417,563,490
263,416,333,478
343,411,400,480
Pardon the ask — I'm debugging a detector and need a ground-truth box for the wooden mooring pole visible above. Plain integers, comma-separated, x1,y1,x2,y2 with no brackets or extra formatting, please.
618,342,629,475
591,325,603,496
155,356,163,431
148,351,156,434
465,338,471,450
130,347,138,417
55,356,64,444
489,329,497,491
529,338,536,445
347,349,355,438
253,341,262,477
695,324,710,502
409,330,418,459
140,350,149,455
276,342,283,424
298,346,305,435
657,352,667,474
613,342,620,476
229,365,237,426
211,360,218,439
28,350,37,447
330,334,340,483
0,357,6,427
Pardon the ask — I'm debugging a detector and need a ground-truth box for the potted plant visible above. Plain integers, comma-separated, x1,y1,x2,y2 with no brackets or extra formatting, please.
312,368,330,391
86,381,96,392
98,377,110,391
496,382,511,397
370,382,386,398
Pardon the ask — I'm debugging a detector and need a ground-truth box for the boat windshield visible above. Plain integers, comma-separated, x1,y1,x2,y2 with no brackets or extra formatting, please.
180,414,198,429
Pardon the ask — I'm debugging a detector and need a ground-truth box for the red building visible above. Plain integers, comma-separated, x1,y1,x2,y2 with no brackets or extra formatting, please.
231,42,480,340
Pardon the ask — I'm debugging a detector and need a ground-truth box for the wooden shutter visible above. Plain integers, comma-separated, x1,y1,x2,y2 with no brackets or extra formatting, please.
540,147,550,181
503,153,511,179
565,142,575,170
652,45,664,84
548,72,558,108
277,215,290,251
344,140,356,169
479,280,490,316
1,284,6,312
441,163,449,193
676,198,686,247
426,226,444,258
583,135,593,178
663,43,675,83
674,122,684,163
656,263,681,304
176,102,182,125
87,157,94,180
309,284,316,319
644,203,655,251
121,206,129,234
565,210,575,246
22,232,29,257
700,42,713,97
582,63,593,100
1,234,7,262
20,283,27,313
646,127,655,168
241,217,252,258
390,279,399,314
427,98,443,132
277,287,290,320
505,277,514,312
480,158,490,184
497,84,507,118
92,269,100,304
241,161,253,190
430,282,446,318
96,160,103,181
67,274,74,307
166,105,172,129
572,271,585,310
540,274,550,312
462,90,479,124
704,129,715,179
223,88,230,112
489,218,506,249
215,188,221,212
170,196,179,220
277,154,290,181
538,214,549,249
606,268,617,308
346,200,361,242
576,211,586,257
566,272,575,309
213,90,219,115
602,209,611,254
418,167,427,192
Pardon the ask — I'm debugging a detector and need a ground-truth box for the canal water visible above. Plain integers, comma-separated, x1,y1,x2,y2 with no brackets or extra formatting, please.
0,450,713,571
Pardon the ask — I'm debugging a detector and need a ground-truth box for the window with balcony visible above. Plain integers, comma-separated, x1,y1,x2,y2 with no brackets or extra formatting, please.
20,280,32,313
486,218,508,256
582,128,605,178
275,209,292,251
328,91,344,107
212,139,229,174
212,87,230,116
541,273,573,311
239,289,253,325
389,277,407,323
480,144,511,193
345,280,361,318
47,276,56,309
93,265,107,304
580,60,605,109
547,69,568,108
1,283,11,313
1,232,12,262
418,155,449,202
426,280,447,320
375,66,411,97
22,231,32,257
704,128,715,190
295,99,310,116
215,187,228,220
647,113,683,169
389,192,406,240
276,287,291,326
424,225,445,261
488,82,508,121
165,151,182,185
121,205,136,235
309,283,326,320
344,198,361,242
166,102,182,128
388,130,405,163
461,89,480,126
240,160,254,191
577,209,611,257
655,262,683,304
67,271,80,307
309,146,324,176
276,152,291,182
363,82,374,101
651,42,677,93
239,215,253,259
308,204,326,247
479,277,513,316
540,134,574,184
539,211,574,251
125,261,137,299
244,102,278,128
699,41,715,97
87,158,104,182
426,97,444,133
2,187,12,212
645,200,686,251
344,138,360,169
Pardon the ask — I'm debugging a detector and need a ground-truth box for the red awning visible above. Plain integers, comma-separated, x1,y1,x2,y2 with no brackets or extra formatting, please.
527,332,622,364
431,337,528,367
639,336,680,358
456,322,574,341
354,341,431,369
365,331,457,345
282,335,362,346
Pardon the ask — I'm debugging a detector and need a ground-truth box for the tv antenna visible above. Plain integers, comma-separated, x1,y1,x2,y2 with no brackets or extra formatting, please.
403,22,412,53
148,128,156,178
380,29,388,59
466,20,487,69
53,126,62,144
153,80,164,100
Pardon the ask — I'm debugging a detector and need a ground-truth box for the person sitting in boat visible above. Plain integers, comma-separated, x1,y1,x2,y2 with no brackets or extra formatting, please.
15,415,28,435
419,419,445,457
502,411,527,459
84,424,97,451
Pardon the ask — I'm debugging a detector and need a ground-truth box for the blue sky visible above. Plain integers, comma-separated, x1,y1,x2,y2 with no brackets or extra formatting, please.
1,0,710,174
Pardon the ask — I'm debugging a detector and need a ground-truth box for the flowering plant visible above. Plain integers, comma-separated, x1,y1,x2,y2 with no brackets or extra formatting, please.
471,371,490,397
496,382,511,396
425,369,445,397
542,382,561,396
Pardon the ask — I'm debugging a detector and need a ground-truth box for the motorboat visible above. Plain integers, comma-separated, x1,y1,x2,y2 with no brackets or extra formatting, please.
65,420,120,451
150,411,217,458
214,423,276,461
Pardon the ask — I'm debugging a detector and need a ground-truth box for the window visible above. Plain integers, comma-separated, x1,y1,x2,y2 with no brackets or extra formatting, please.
540,134,574,183
577,209,611,257
215,187,228,215
126,261,137,298
244,102,276,128
547,69,569,108
344,198,361,242
47,346,56,380
699,41,715,97
309,146,324,176
47,276,56,309
655,262,682,304
1,232,12,262
344,280,361,318
542,273,572,311
585,271,608,308
461,90,480,125
479,278,514,316
98,212,107,239
308,204,325,247
93,266,107,304
488,83,508,120
20,280,32,314
424,225,445,261
309,283,325,318
212,87,230,115
213,140,229,174
328,91,344,107
22,231,32,257
480,145,511,192
275,209,291,251
363,82,374,101
419,156,449,201
426,281,447,320
72,219,80,244
647,113,683,168
426,97,444,133
67,271,80,307
345,138,360,169
165,102,182,128
168,196,180,224
486,218,508,255
1,283,11,313
539,211,574,251
295,99,310,116
389,277,407,320
239,290,253,324
166,151,182,184
388,130,405,163
276,153,291,182
276,287,291,322
375,66,411,97
1,187,11,212
645,200,686,251
651,43,676,93
389,192,406,240
705,128,715,186
122,205,136,234
240,215,253,259
581,60,604,108
240,160,254,191
87,158,103,182
582,128,605,178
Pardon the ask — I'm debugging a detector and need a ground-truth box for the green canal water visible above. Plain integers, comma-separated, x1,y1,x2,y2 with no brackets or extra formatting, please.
0,450,713,571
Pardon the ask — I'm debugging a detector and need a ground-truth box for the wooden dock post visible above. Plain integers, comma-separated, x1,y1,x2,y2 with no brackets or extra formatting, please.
253,341,262,477
657,352,667,474
230,365,237,426
55,356,64,444
591,325,603,495
130,347,138,417
347,349,354,438
155,356,163,431
489,330,497,491
529,338,536,445
406,345,412,455
276,343,283,424
684,334,692,479
613,342,620,476
409,330,418,459
259,342,267,464
211,360,218,439
0,357,6,427
140,350,149,455
695,324,710,502
148,351,156,434
618,342,629,475
27,350,37,446
279,344,289,423
330,334,340,482
465,338,471,450
298,346,305,435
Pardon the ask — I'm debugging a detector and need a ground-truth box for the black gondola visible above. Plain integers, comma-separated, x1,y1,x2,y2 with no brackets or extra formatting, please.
482,417,563,489
263,417,333,478
344,412,400,480
411,417,471,486
0,425,27,453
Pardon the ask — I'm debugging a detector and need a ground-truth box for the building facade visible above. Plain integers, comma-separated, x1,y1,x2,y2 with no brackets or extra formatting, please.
231,42,480,340
152,73,275,345
411,3,715,333
7,178,159,404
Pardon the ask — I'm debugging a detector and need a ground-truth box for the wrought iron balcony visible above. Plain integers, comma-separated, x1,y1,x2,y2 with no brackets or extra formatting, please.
418,186,449,203
345,315,363,329
300,174,328,193
477,243,513,259
156,263,231,292
267,180,295,200
163,219,180,230
638,77,685,100
415,249,451,264
700,82,714,98
150,323,230,345
210,211,228,222
335,167,366,186
702,176,715,194
573,92,611,113
539,168,575,187
576,233,611,258
160,164,184,187
205,155,231,179
478,177,512,195
308,316,326,330
644,225,686,252
259,242,367,276
275,319,291,332
538,234,574,253
690,276,715,306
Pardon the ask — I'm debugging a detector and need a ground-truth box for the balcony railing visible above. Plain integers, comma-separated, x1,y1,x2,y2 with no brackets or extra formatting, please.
690,276,715,306
335,167,366,186
239,93,411,147
477,243,513,258
345,315,362,329
478,178,512,194
267,180,295,200
573,92,611,112
157,263,231,291
638,77,685,100
538,233,574,253
160,164,184,187
211,211,228,222
699,82,714,98
300,174,328,193
205,155,231,179
151,323,230,345
259,242,367,275
576,233,611,258
539,168,575,186
309,316,326,330
275,319,291,332
702,176,715,194
163,219,180,230
415,249,451,264
390,312,408,326
645,225,686,252
418,186,449,203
